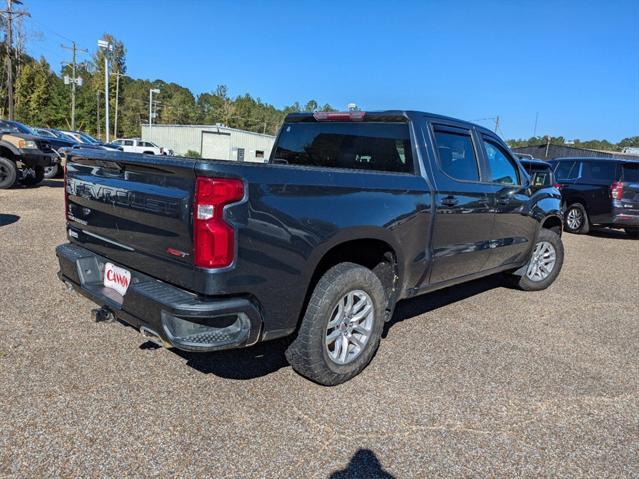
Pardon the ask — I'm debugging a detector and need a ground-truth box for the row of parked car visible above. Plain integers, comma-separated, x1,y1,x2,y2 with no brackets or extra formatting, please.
516,155,639,238
0,119,171,188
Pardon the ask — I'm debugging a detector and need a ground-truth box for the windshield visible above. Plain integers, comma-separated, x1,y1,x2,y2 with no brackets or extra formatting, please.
79,133,101,144
54,131,77,142
34,129,57,138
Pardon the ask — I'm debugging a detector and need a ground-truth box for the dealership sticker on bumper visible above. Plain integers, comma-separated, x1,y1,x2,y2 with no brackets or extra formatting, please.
104,262,131,296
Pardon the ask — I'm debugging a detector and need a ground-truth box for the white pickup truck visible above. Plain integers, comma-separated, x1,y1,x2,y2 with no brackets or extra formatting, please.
111,138,172,155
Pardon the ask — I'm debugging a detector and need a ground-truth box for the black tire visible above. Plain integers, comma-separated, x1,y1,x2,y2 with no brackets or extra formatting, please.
44,164,59,179
624,228,639,239
285,262,387,386
564,203,590,234
21,165,45,187
0,157,18,189
508,228,564,291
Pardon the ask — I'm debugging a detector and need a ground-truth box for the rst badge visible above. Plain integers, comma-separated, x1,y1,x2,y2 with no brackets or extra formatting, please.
103,262,131,296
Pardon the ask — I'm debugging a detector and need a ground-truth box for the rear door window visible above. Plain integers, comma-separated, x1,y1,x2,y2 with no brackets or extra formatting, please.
271,122,414,173
432,128,480,181
581,161,617,182
554,161,579,180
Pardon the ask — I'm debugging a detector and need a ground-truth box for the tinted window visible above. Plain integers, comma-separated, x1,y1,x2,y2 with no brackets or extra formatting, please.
582,161,616,181
124,140,134,146
554,161,579,180
272,122,413,173
524,164,553,186
483,140,519,184
433,130,479,181
622,163,639,182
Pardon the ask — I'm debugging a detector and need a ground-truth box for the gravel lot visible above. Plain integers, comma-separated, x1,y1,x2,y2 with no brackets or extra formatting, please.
1,179,638,478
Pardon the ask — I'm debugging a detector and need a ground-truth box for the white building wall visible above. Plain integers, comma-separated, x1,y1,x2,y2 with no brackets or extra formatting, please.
141,124,276,162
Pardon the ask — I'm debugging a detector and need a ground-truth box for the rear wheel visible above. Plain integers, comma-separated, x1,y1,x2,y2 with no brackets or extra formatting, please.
564,203,590,234
508,228,564,291
0,157,17,189
624,228,639,239
21,165,45,187
285,262,386,386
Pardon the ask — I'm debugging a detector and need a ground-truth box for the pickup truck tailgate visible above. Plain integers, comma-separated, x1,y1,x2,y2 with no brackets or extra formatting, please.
65,150,198,288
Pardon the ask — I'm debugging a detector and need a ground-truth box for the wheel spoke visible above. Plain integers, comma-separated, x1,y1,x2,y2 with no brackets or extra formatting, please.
326,329,341,345
339,335,349,363
350,303,372,323
327,303,343,328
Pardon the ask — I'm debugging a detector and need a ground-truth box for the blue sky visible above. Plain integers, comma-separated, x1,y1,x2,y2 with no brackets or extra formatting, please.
25,0,639,141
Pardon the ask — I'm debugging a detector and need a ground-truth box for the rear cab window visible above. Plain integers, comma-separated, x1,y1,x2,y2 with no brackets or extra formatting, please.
271,121,414,173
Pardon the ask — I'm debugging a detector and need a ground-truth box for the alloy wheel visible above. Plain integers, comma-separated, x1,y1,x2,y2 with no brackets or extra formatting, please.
325,290,374,365
526,241,557,282
566,207,583,230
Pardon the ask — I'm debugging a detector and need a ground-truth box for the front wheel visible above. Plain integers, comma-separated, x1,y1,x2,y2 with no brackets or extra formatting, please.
0,157,18,189
285,262,387,386
44,164,59,179
508,228,564,291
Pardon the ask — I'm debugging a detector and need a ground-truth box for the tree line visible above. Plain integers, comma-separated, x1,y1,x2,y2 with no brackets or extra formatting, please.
507,136,639,151
1,30,637,149
2,33,335,139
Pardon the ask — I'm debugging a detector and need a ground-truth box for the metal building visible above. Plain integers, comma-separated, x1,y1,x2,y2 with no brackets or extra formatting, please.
141,124,276,162
513,144,639,161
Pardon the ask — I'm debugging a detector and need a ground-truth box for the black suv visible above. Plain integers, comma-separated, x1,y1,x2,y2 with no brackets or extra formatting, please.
548,157,639,237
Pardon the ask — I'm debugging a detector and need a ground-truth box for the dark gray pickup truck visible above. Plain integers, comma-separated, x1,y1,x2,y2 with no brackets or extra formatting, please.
57,110,564,385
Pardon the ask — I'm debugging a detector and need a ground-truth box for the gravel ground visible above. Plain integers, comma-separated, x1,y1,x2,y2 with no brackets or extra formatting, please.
1,179,638,478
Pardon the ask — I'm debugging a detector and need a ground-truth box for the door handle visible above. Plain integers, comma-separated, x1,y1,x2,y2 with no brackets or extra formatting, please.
441,195,458,207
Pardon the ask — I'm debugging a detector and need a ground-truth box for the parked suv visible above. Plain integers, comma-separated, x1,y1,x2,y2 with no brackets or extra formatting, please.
57,110,564,385
548,157,639,237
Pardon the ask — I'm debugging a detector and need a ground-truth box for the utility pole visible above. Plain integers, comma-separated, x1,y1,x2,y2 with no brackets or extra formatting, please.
61,41,88,130
97,39,112,142
96,90,101,139
494,115,500,133
149,88,160,129
533,112,539,138
1,0,30,120
111,71,123,138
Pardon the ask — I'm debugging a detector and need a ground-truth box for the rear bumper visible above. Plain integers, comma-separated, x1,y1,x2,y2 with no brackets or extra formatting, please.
56,243,262,352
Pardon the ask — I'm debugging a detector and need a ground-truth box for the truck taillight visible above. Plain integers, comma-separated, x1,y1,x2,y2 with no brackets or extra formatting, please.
193,177,244,269
611,181,623,200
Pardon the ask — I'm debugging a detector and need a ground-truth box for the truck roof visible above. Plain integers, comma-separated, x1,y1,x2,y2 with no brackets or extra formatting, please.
284,110,497,136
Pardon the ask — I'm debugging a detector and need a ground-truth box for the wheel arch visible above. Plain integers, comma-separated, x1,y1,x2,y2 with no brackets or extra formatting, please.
302,230,404,325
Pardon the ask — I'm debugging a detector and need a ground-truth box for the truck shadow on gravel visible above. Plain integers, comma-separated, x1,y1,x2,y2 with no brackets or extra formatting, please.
0,214,20,227
383,273,505,339
172,274,506,380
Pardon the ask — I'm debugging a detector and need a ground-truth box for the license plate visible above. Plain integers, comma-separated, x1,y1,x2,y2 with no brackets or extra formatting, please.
103,262,131,296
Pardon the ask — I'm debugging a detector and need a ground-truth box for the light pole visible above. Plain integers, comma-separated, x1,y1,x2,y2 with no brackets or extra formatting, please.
97,39,112,142
149,88,160,128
